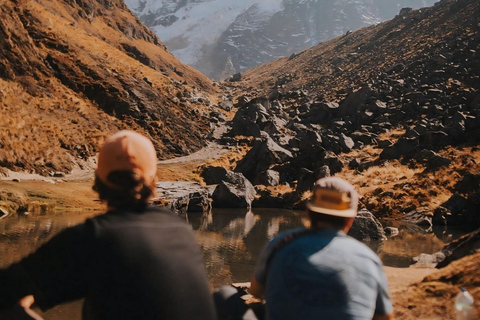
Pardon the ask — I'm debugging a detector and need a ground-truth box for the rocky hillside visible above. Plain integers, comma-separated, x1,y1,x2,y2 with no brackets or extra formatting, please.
218,0,479,230
125,0,436,79
0,0,221,175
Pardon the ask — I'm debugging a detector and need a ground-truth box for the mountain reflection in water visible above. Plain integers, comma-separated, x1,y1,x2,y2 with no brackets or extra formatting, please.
0,208,464,320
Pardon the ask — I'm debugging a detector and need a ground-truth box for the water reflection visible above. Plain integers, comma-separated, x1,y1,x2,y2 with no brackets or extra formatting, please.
0,208,468,320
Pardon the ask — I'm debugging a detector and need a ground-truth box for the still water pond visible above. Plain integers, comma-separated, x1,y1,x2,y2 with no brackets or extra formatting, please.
0,208,462,319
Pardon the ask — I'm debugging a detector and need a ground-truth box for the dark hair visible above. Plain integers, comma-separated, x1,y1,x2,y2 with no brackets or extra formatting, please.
93,170,155,210
307,210,350,229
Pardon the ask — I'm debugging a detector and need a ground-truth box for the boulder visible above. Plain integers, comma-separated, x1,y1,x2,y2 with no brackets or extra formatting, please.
348,158,360,169
338,133,355,152
425,154,452,170
433,193,480,229
231,118,262,137
200,166,228,185
455,173,480,194
321,151,344,174
384,227,399,237
304,101,338,124
230,98,272,137
298,130,323,151
295,168,315,194
419,131,453,150
399,7,413,16
235,135,293,182
380,137,419,160
212,173,256,208
348,209,386,241
187,191,211,213
403,208,433,227
230,73,242,82
337,86,373,118
253,170,280,187
412,252,446,268
435,228,480,268
351,131,378,146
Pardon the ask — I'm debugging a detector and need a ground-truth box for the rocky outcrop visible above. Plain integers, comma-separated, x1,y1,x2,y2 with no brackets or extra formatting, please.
234,134,292,183
348,209,386,241
212,173,256,208
413,228,480,268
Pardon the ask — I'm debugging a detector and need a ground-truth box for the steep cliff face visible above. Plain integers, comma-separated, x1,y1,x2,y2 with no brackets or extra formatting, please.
0,0,219,175
125,0,436,79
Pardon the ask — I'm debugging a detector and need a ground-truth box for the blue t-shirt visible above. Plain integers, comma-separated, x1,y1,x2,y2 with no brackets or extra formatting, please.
254,228,393,320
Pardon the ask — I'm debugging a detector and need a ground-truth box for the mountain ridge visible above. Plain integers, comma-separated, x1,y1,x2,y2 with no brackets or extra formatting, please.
0,0,221,175
125,0,437,79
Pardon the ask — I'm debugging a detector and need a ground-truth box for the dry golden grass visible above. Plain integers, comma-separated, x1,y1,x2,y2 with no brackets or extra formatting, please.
0,179,103,215
0,79,124,174
1,0,221,176
337,130,480,218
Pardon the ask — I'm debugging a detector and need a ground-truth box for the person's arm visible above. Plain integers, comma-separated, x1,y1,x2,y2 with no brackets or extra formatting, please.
0,222,92,311
249,275,265,299
372,313,393,320
0,263,35,310
373,262,394,320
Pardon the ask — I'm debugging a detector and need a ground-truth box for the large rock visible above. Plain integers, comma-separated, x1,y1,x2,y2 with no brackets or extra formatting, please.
415,228,480,268
295,168,315,194
433,193,480,229
235,135,293,182
230,98,271,137
200,166,228,185
380,137,419,160
419,131,453,150
187,191,211,213
455,173,480,194
338,133,355,152
212,173,256,208
348,209,386,241
337,86,374,118
253,170,280,187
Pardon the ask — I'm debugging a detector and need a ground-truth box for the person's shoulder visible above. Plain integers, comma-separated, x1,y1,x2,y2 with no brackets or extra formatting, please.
267,227,308,247
272,227,307,241
340,235,383,263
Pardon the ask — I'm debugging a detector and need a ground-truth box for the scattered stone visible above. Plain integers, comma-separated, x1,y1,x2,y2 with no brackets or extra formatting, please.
384,227,399,237
412,252,446,268
399,7,413,16
403,208,433,227
230,73,242,82
0,207,10,219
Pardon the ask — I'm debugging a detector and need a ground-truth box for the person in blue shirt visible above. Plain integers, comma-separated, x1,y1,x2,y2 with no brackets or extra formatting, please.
250,177,393,320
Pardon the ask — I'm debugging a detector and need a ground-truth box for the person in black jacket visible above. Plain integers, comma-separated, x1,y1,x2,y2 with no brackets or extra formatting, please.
0,130,217,320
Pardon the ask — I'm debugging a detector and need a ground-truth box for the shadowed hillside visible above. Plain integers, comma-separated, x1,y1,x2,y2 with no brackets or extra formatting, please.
0,0,220,175
223,0,479,224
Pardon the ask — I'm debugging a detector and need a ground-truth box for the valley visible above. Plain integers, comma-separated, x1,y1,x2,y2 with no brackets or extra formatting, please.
1,0,480,318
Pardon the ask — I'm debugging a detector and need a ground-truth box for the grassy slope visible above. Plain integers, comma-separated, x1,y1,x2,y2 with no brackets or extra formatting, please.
0,0,220,175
